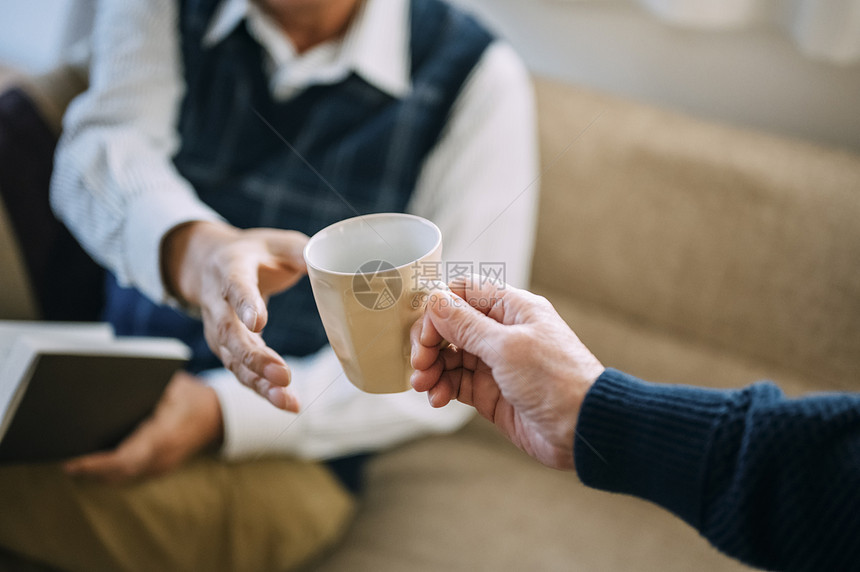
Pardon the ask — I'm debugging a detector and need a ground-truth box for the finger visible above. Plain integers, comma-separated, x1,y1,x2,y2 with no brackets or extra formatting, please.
426,290,506,364
427,375,455,408
409,317,428,368
64,426,156,483
431,368,472,407
220,255,268,332
222,335,290,387
469,365,505,421
243,363,300,413
218,347,299,412
438,344,468,371
267,386,300,413
256,235,310,299
412,343,473,400
450,274,550,325
220,230,308,333
202,300,291,387
63,451,128,481
419,306,444,347
448,274,508,312
260,230,309,273
410,313,442,371
410,353,446,392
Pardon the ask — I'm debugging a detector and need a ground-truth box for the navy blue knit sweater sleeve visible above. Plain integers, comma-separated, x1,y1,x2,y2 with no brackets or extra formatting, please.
574,368,860,571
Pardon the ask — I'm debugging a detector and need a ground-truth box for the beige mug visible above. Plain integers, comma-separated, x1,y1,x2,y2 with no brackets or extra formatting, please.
304,213,445,393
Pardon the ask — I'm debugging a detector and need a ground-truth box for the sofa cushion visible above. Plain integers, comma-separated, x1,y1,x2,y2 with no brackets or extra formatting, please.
532,79,860,390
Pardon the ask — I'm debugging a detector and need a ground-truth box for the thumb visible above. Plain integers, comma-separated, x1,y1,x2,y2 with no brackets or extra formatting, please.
427,289,505,363
264,230,309,272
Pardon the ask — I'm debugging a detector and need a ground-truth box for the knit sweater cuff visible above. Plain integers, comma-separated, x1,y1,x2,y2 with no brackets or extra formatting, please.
574,368,731,527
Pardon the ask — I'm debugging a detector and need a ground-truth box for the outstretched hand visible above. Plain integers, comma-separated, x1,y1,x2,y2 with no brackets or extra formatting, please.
163,221,308,411
410,276,604,470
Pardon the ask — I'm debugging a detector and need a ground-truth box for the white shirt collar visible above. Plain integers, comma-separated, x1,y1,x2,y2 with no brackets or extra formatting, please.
202,0,410,99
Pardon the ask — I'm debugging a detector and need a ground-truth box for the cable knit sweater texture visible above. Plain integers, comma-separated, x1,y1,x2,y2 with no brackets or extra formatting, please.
575,368,860,571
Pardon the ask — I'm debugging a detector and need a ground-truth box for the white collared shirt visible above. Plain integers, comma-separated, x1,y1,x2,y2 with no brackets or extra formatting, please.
204,0,410,100
51,0,538,460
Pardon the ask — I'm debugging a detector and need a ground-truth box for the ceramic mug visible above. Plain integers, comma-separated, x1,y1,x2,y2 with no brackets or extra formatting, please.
304,213,446,393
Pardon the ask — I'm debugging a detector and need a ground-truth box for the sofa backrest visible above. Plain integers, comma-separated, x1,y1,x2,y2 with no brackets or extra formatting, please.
0,66,104,322
532,78,860,389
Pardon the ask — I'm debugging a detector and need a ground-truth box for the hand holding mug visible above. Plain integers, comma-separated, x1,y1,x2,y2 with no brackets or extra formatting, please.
410,276,604,470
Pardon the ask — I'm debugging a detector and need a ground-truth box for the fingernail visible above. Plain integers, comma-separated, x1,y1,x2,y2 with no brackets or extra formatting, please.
432,291,460,319
266,387,284,407
282,390,300,413
429,293,448,318
263,363,290,385
242,307,258,330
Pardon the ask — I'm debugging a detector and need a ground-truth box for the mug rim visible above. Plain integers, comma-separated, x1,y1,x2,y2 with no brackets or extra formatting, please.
303,213,442,277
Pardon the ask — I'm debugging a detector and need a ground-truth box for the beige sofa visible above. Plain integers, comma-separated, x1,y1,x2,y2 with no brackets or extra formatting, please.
2,68,859,571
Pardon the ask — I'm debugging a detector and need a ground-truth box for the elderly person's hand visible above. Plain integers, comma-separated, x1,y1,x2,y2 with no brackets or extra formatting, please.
410,276,604,470
62,372,222,483
163,221,308,411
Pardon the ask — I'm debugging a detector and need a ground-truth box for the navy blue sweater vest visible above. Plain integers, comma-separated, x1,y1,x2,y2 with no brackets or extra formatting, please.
104,0,493,372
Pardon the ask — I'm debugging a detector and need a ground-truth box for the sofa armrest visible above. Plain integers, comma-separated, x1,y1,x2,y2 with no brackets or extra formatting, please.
0,70,103,321
0,183,39,319
0,63,88,135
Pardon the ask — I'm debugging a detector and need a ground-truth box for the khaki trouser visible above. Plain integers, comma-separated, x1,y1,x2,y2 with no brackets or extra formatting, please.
0,456,355,572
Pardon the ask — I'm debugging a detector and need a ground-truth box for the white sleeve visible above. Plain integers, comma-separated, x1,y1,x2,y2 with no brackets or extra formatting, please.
407,41,539,289
50,0,223,304
202,346,474,460
201,41,539,461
